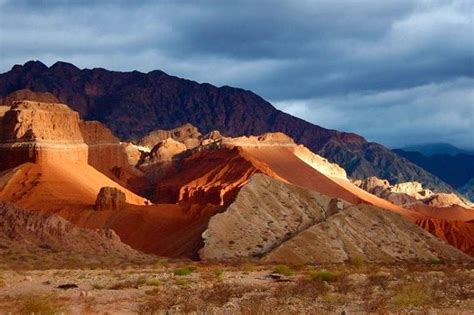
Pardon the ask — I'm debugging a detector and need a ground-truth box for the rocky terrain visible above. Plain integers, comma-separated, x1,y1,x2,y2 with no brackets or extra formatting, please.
0,61,453,192
0,201,137,258
353,176,471,208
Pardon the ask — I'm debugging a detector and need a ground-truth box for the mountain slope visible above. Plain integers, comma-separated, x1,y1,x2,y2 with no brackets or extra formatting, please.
0,201,137,257
0,60,451,191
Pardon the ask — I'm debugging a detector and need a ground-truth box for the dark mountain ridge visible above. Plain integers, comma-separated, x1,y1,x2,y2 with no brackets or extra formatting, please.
394,149,474,189
399,143,474,157
0,60,451,192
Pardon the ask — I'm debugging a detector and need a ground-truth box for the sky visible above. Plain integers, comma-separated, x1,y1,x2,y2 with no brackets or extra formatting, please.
0,0,472,149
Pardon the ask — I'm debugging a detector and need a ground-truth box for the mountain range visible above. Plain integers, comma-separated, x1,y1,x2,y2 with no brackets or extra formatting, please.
0,97,472,261
0,61,452,193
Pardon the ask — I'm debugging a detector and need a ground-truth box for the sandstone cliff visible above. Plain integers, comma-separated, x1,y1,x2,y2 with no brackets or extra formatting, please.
0,101,88,170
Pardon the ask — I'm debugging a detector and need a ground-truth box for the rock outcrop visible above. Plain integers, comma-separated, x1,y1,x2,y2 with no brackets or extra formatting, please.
0,99,147,193
354,176,471,208
95,187,126,211
79,120,148,191
139,123,201,149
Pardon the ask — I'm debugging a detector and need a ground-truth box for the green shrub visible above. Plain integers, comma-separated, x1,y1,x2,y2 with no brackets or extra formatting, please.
174,267,195,276
430,259,444,265
214,269,224,281
108,277,146,290
273,264,293,276
308,269,337,282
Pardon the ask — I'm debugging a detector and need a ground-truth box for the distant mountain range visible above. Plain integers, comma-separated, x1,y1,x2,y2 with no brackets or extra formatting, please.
0,60,452,192
399,143,474,157
394,147,474,201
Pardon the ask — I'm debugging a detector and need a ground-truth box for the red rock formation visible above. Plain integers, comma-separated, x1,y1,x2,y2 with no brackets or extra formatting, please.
154,147,279,205
416,218,474,256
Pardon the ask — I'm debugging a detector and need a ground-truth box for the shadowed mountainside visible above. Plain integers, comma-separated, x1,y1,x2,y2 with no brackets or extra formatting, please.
394,149,474,191
0,60,451,192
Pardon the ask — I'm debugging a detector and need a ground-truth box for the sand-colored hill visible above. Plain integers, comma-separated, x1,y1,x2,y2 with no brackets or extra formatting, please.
263,204,471,264
0,161,220,258
200,174,470,263
199,174,350,260
0,162,145,210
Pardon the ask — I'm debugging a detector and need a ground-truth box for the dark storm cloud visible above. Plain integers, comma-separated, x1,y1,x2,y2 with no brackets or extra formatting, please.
0,0,472,148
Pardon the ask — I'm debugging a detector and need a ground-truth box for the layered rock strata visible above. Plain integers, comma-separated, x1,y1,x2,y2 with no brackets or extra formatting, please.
0,101,88,170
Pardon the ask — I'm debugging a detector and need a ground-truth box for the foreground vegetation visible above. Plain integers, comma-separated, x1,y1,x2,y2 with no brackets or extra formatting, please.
0,259,473,314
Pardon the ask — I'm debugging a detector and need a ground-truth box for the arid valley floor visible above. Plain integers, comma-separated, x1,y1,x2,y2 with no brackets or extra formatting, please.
1,257,474,314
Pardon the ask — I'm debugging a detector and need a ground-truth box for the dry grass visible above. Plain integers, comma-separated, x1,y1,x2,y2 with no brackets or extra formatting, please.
392,283,433,307
108,277,147,290
16,294,66,315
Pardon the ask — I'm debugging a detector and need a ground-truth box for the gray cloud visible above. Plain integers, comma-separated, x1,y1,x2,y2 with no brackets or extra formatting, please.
0,0,472,148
